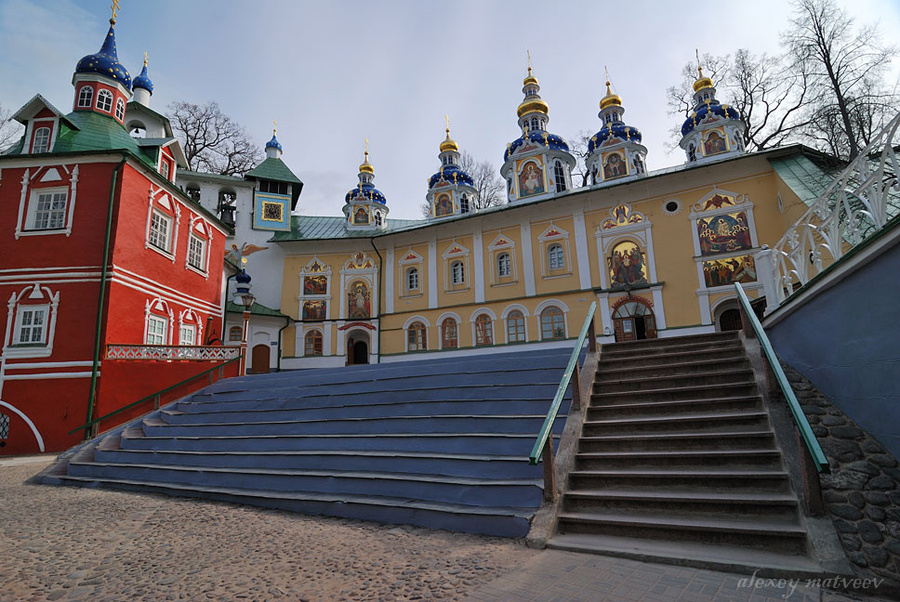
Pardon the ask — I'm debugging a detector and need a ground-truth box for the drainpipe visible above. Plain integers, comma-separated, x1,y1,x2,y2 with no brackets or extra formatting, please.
276,316,292,371
369,237,383,364
84,156,127,440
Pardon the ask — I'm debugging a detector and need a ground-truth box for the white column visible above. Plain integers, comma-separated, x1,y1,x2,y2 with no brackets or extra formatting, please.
473,229,485,303
428,237,438,309
385,246,395,314
573,210,592,290
754,246,781,315
521,222,536,297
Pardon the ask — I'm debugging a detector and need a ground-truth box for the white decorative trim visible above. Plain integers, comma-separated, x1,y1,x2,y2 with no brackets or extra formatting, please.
402,315,432,329
106,345,239,361
385,246,395,314
0,401,45,452
14,169,30,239
436,311,462,350
521,222,536,296
573,211,592,290
473,229,485,303
2,283,60,359
427,237,438,309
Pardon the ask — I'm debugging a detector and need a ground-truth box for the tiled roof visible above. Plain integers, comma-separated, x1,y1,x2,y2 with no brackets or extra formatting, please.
225,300,290,319
246,157,302,184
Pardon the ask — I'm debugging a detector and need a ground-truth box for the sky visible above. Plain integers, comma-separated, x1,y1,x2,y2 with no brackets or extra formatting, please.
1,0,899,220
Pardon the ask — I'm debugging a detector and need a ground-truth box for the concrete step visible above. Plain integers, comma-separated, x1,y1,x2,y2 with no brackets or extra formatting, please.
578,431,777,453
567,469,791,493
580,411,770,436
586,395,762,419
55,475,534,538
555,511,807,554
597,346,746,371
142,414,563,438
93,447,539,479
66,461,543,508
546,533,823,576
596,356,750,379
574,449,783,470
594,369,756,394
591,381,758,404
561,490,800,520
599,335,741,359
601,331,739,352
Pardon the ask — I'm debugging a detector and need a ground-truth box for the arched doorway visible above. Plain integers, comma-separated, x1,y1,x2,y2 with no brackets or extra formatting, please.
346,331,370,365
719,308,743,331
251,344,270,373
611,297,657,342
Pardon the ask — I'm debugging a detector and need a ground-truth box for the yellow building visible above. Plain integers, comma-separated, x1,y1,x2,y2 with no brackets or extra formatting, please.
268,69,833,369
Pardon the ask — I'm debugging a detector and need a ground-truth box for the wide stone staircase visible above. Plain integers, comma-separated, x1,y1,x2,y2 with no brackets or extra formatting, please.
40,348,573,537
548,331,823,573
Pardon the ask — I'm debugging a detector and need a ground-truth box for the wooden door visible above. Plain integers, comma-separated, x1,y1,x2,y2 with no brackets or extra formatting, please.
251,344,270,373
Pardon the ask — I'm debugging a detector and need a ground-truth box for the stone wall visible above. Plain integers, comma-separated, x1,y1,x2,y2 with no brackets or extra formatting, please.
786,364,900,587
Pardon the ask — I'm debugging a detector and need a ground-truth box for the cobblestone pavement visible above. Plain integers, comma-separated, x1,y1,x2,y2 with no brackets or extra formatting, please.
0,457,894,602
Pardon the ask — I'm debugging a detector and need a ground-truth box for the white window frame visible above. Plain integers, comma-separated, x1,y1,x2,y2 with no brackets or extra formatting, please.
13,305,49,345
548,243,565,270
304,329,324,356
115,98,125,121
160,159,170,181
32,127,51,154
450,260,465,285
179,323,197,346
406,267,419,292
497,252,511,278
3,284,60,358
146,314,168,345
148,209,174,256
25,188,68,231
96,89,113,113
77,86,93,108
187,233,206,273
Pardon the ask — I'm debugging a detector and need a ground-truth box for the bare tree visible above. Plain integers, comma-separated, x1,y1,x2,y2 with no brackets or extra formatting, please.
420,151,504,217
567,130,594,188
785,0,898,160
168,101,264,175
0,103,24,153
667,52,810,152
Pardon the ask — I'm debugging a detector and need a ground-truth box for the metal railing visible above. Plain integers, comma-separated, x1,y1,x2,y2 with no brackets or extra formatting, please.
70,355,242,439
106,344,240,361
528,302,597,501
734,283,828,473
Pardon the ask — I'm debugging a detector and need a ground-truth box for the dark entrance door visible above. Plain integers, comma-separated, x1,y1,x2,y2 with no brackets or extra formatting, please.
251,344,270,373
352,340,369,364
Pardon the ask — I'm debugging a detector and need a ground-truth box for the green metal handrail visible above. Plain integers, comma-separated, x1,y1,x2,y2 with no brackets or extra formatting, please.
70,355,242,438
734,283,829,472
529,302,597,466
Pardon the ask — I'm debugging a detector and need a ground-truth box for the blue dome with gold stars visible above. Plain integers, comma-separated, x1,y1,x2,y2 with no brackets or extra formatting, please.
345,182,387,205
504,130,569,163
75,21,131,89
682,101,741,136
428,165,475,189
132,62,153,94
587,123,643,155
265,134,282,152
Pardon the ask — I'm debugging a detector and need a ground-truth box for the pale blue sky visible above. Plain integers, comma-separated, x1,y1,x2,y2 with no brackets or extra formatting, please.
2,0,899,219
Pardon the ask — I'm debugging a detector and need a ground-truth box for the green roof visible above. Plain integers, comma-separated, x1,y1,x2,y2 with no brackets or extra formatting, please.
50,111,149,164
270,215,424,242
770,153,841,208
246,157,302,184
225,300,290,319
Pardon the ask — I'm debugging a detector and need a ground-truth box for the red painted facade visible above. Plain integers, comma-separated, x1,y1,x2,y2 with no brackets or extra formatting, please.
0,144,230,456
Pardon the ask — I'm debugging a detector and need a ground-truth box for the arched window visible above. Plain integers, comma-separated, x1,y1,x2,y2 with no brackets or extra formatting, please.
475,314,493,346
32,127,51,154
688,143,697,162
554,161,567,192
441,318,458,349
186,184,201,201
304,330,323,356
460,194,470,214
228,326,242,342
96,89,113,113
406,267,419,292
115,98,125,121
374,211,383,227
540,307,565,340
548,244,565,270
507,310,525,343
77,86,93,108
407,321,427,351
451,261,465,285
497,252,511,278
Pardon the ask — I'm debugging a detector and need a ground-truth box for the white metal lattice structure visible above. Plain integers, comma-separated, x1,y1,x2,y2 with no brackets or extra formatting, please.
106,345,240,361
757,112,900,312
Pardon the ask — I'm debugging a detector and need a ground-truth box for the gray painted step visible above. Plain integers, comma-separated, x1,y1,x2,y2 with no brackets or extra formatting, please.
585,395,762,418
578,431,777,452
561,490,800,519
596,357,750,379
567,469,792,492
594,369,756,394
574,449,783,470
591,381,758,403
580,411,771,436
597,346,746,370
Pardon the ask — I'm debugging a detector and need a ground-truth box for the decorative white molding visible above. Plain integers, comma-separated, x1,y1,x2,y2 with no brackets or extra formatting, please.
106,345,240,361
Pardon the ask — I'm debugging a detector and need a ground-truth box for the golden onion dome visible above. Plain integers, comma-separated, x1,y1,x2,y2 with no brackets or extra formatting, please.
440,126,458,153
692,65,714,92
359,151,374,174
599,81,622,110
517,98,549,118
523,65,539,87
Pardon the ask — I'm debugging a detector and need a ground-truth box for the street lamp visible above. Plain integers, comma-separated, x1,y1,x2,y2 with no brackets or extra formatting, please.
234,269,255,375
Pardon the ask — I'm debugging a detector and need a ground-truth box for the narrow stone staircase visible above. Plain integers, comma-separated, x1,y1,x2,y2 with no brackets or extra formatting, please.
38,348,573,538
549,331,823,573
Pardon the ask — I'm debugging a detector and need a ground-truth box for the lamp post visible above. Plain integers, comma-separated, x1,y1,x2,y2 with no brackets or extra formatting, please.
234,269,255,375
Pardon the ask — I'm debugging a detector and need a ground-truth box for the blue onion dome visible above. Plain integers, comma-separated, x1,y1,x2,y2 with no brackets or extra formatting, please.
504,130,570,162
75,19,132,89
345,182,387,204
132,54,153,94
236,270,251,286
587,81,642,155
265,131,282,152
681,67,740,136
429,165,475,189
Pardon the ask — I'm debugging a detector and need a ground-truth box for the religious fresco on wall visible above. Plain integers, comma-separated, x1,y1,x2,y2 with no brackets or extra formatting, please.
348,281,371,319
353,207,369,224
702,255,757,288
302,300,326,321
434,193,453,217
704,130,727,155
518,160,545,197
601,204,644,229
303,275,328,295
697,211,752,255
608,241,648,286
603,152,627,180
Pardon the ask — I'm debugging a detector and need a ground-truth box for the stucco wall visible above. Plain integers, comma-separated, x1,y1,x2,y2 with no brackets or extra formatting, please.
766,234,900,458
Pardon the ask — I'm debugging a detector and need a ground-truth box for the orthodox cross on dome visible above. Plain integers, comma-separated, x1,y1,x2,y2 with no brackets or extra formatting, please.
273,119,277,135
143,52,148,67
526,50,532,77
110,0,120,23
696,48,702,77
